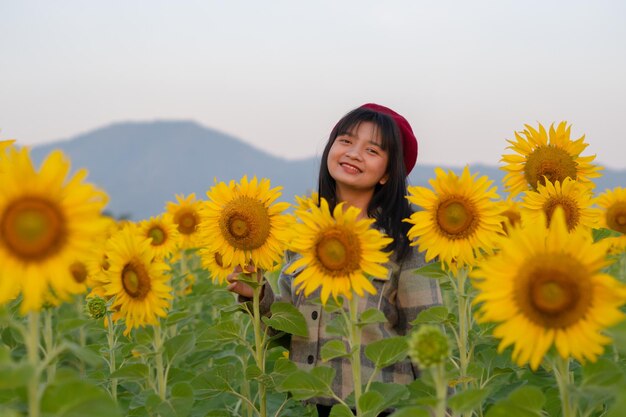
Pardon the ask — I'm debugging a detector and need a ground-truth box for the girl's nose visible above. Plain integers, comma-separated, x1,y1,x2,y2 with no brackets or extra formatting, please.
345,147,363,160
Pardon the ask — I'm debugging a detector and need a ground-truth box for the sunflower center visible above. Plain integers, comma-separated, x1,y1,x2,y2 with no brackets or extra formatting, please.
514,253,592,328
148,226,166,245
543,199,579,231
315,227,361,274
0,196,67,261
219,196,271,250
121,260,151,300
607,202,626,234
524,146,578,190
70,261,88,284
436,198,477,238
177,210,198,235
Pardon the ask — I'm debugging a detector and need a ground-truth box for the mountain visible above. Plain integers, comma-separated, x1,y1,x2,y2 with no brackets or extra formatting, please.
29,120,626,220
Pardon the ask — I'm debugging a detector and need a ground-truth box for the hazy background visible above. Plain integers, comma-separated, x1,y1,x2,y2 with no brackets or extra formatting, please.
2,0,625,169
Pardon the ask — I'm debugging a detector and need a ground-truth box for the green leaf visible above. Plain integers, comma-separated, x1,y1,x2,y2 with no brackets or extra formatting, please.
311,366,336,387
164,333,195,362
40,378,122,417
322,296,344,314
607,320,626,355
326,315,350,338
0,362,33,389
410,306,451,325
277,369,334,400
388,406,430,417
109,363,149,380
364,337,408,368
329,404,354,417
245,364,262,380
321,340,349,361
359,391,385,417
234,272,263,289
413,262,447,279
485,385,546,417
262,302,308,337
368,382,409,411
357,308,387,327
448,388,489,413
170,382,194,417
582,357,624,388
65,342,103,367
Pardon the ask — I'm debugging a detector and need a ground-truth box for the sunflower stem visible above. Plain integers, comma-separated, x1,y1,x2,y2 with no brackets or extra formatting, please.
106,313,118,402
553,356,576,417
252,281,267,417
76,298,87,377
43,308,56,384
454,268,471,384
349,296,363,416
431,362,448,417
26,311,41,417
153,324,167,401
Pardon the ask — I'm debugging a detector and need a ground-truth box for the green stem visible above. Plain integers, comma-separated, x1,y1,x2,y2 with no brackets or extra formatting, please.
43,308,56,384
553,356,576,417
431,363,448,417
455,268,470,383
27,311,41,417
106,314,118,402
153,324,167,400
349,296,362,416
76,298,87,377
252,283,267,417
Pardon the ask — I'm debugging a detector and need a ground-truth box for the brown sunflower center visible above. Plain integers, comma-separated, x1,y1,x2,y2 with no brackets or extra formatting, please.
176,210,199,235
524,146,578,191
219,196,271,250
121,260,152,300
607,202,626,234
315,227,361,275
70,261,88,284
514,253,592,328
543,199,579,231
148,226,166,245
0,196,67,261
436,197,477,238
501,208,521,235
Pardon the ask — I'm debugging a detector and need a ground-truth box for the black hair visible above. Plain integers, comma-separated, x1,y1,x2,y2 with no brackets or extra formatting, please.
318,107,414,260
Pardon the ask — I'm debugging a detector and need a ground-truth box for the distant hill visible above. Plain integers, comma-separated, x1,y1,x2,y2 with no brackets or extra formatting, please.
29,120,626,220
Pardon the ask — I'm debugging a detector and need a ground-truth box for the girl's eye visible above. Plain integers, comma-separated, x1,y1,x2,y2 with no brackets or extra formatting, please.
337,137,351,144
366,148,380,155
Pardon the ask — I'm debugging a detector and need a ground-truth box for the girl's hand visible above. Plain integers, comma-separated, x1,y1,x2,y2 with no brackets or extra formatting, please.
226,264,264,299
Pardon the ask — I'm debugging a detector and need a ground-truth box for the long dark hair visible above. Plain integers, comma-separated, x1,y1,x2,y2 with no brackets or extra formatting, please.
318,107,414,260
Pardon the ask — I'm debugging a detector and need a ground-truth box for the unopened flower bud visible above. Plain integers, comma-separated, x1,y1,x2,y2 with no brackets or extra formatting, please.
408,325,450,368
86,296,107,319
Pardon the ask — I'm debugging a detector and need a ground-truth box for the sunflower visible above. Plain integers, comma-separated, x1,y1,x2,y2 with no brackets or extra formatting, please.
593,187,626,253
103,226,173,335
166,194,204,249
405,166,504,272
522,177,596,232
472,208,626,369
0,148,108,313
497,198,523,235
200,176,291,271
202,251,232,285
287,198,392,304
137,215,180,260
501,121,602,196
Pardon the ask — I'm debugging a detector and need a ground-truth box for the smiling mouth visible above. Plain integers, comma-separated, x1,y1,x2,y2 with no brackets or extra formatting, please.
340,163,361,174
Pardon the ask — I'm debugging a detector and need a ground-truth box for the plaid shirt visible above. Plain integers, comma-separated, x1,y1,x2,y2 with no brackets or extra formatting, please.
258,247,442,406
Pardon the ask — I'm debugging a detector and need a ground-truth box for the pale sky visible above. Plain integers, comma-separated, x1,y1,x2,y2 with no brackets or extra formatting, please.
2,0,625,169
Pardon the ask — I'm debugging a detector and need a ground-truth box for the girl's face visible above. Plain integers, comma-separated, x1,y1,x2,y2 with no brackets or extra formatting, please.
327,121,389,195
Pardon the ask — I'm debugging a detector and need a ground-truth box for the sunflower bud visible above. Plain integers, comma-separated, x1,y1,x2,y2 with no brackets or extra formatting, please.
408,325,450,368
86,296,107,319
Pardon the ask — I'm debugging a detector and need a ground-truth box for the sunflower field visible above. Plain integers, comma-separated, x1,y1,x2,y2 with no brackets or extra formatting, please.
1,121,626,417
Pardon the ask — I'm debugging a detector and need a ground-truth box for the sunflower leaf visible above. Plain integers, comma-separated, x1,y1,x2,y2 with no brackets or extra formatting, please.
358,391,385,417
411,306,452,326
364,337,409,369
262,302,308,337
329,404,354,417
321,340,349,361
412,262,448,280
358,308,387,327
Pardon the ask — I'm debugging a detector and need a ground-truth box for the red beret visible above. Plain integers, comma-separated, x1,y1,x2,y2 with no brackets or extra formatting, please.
360,103,418,175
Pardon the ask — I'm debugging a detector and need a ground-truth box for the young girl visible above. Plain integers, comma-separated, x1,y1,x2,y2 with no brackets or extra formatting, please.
227,104,442,416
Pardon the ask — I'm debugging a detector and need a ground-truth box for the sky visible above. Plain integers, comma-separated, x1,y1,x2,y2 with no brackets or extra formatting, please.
2,0,625,169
